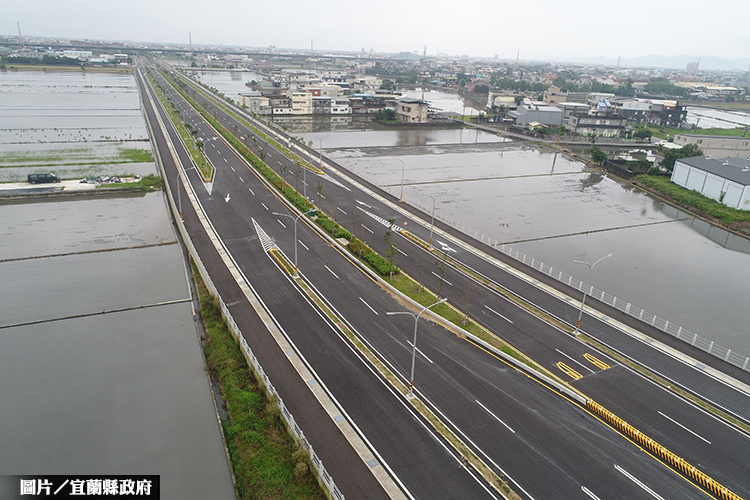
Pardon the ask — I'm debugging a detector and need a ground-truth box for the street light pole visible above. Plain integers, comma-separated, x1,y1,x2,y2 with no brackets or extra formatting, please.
396,158,405,202
428,193,440,247
317,135,330,171
272,208,315,276
386,297,447,394
573,253,612,334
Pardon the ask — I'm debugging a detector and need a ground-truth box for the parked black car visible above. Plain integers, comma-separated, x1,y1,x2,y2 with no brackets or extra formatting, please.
28,173,61,184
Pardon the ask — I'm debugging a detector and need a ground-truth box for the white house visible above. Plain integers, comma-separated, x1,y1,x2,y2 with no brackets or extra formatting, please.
671,156,750,210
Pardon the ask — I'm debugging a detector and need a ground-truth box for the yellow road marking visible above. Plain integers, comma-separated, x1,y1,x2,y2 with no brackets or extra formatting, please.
584,353,610,370
557,362,583,380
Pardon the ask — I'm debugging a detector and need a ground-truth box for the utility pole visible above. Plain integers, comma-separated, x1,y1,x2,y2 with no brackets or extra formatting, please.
17,22,24,51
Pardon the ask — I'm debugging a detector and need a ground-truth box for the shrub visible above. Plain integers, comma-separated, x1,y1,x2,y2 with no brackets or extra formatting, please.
334,227,352,240
363,252,399,276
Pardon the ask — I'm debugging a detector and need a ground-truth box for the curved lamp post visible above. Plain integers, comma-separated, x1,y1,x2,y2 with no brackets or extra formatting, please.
386,298,447,394
428,193,442,247
272,208,316,276
396,158,405,202
573,253,612,334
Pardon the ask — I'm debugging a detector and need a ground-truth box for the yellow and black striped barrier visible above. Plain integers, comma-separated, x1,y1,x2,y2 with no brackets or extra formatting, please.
586,401,744,500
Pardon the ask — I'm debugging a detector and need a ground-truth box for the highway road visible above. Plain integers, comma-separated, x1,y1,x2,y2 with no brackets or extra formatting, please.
143,62,747,499
139,63,496,500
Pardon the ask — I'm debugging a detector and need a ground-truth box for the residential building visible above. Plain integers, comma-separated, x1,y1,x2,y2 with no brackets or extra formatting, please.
649,100,687,128
396,97,430,123
567,114,625,137
287,90,313,115
543,86,567,103
616,99,652,125
266,94,293,115
330,97,351,115
349,94,390,114
555,102,591,121
238,92,270,115
306,86,341,98
674,134,750,159
671,156,750,210
487,93,519,111
350,76,382,92
586,92,616,105
508,101,563,127
312,97,332,114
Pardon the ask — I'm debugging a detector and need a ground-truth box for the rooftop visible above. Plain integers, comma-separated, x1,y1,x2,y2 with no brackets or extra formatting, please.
679,156,750,186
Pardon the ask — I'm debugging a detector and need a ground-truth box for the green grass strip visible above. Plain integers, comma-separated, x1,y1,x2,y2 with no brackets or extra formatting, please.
146,71,213,181
636,174,750,225
192,263,326,500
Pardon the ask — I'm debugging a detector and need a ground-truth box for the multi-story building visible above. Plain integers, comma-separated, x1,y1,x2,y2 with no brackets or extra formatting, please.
508,101,563,127
238,92,270,115
330,97,351,115
567,114,625,137
287,90,313,115
674,134,750,159
266,94,292,115
396,97,429,123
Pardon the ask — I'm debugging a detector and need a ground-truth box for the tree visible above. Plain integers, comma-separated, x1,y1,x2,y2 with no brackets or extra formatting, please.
435,250,448,298
375,109,397,122
413,259,426,293
380,79,395,91
316,182,323,206
384,219,398,281
660,144,704,172
292,164,302,193
458,282,476,326
587,146,608,165
633,129,652,142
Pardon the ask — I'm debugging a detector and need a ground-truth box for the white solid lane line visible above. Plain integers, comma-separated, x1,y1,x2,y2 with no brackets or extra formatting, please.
484,305,514,324
658,411,712,444
555,349,595,373
431,271,452,286
581,487,601,500
359,297,378,315
614,465,665,500
324,265,340,280
475,400,515,433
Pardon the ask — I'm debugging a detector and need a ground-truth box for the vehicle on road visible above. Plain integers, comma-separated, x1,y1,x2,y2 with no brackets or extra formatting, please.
28,173,61,184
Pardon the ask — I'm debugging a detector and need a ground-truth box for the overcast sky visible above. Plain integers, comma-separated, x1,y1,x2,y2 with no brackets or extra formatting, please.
3,0,749,63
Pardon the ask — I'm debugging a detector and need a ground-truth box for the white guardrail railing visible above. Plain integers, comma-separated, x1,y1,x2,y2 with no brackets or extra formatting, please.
483,241,750,373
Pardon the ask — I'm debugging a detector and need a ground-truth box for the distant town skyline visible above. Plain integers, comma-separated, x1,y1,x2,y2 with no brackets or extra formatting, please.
3,0,749,67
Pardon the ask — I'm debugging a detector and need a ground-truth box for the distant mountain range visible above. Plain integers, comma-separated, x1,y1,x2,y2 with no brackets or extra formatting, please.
553,54,750,72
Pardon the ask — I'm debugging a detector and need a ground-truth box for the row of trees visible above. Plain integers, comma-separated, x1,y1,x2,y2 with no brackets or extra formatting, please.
2,55,83,66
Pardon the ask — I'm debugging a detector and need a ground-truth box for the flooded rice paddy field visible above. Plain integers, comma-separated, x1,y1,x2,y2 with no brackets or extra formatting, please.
0,192,235,499
149,67,750,356
323,128,750,358
0,70,155,181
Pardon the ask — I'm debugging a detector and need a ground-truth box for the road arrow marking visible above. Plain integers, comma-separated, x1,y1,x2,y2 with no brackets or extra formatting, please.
225,194,231,203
